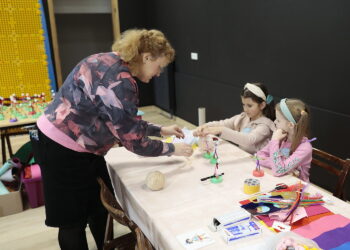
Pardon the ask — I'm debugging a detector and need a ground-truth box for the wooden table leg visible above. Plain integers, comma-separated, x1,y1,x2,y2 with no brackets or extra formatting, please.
1,132,6,164
5,132,13,158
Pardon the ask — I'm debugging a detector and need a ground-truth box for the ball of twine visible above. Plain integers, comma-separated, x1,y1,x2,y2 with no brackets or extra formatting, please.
146,171,165,191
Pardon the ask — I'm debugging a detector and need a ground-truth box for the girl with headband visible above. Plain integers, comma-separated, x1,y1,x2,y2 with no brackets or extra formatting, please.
257,98,313,182
193,82,275,154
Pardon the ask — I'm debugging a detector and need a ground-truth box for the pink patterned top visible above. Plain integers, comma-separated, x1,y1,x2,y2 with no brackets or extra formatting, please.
257,137,312,182
38,52,173,156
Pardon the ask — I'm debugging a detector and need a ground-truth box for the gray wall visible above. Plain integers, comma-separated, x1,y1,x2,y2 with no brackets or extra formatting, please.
55,14,114,79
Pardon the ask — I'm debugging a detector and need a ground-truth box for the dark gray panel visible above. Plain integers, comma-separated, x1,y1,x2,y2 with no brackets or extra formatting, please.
308,107,350,159
152,64,175,114
119,0,147,31
147,0,350,116
307,106,350,201
56,14,114,79
136,79,154,107
147,0,211,78
175,72,243,125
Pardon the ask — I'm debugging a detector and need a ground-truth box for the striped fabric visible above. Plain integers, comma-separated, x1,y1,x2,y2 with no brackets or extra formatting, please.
293,214,350,250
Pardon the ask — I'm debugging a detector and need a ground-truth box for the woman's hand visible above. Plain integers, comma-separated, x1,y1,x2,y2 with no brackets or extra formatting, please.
173,143,193,157
160,125,184,138
272,129,288,141
199,126,223,137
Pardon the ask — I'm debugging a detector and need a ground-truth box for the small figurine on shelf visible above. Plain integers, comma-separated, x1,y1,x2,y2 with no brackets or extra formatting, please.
9,94,18,122
38,92,47,110
24,95,31,111
252,154,264,177
28,96,36,116
41,92,46,102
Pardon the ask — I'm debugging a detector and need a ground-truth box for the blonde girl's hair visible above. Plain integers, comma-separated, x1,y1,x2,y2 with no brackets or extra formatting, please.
112,29,175,74
276,99,310,153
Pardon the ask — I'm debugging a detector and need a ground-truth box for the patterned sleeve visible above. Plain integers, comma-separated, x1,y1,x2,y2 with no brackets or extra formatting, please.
145,123,162,137
268,140,312,177
256,142,272,168
96,70,174,157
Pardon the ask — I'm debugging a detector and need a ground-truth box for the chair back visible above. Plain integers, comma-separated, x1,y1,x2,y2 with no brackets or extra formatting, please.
97,177,137,230
312,148,350,200
97,177,154,250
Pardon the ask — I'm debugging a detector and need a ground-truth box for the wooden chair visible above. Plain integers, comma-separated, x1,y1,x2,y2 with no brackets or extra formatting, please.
311,148,350,200
97,178,154,250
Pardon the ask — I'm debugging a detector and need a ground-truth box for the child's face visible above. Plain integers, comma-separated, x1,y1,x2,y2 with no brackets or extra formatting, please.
241,97,265,121
274,110,294,133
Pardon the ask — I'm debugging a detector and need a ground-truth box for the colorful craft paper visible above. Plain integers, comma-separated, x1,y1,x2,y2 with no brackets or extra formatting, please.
331,241,350,250
259,212,333,229
305,205,330,217
241,201,281,216
291,212,334,230
269,207,307,224
292,214,350,239
313,223,350,250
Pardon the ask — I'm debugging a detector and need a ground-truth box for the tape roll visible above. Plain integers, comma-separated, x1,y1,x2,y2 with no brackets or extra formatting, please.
243,178,260,195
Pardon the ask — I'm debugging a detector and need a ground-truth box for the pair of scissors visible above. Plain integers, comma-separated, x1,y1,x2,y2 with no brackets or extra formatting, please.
274,183,288,190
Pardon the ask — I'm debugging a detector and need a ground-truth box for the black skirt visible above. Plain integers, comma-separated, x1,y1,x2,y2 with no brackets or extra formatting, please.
30,128,113,227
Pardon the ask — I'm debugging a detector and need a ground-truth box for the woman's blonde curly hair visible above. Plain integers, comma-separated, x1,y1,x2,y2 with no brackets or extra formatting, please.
112,29,175,73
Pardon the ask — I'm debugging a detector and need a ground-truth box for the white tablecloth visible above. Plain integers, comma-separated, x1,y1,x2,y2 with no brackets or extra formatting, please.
105,141,350,250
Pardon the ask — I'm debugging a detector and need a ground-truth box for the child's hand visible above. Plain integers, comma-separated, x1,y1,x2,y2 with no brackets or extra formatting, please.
272,129,287,141
161,125,184,138
201,126,223,137
193,125,208,137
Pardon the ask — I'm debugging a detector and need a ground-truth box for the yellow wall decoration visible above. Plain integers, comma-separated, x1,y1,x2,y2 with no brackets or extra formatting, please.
0,0,54,99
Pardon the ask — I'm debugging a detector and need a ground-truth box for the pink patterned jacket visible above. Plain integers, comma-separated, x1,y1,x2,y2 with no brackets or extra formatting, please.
257,137,312,182
40,52,173,156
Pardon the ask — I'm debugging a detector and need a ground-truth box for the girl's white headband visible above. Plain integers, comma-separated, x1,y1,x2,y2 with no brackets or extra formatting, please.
244,83,267,101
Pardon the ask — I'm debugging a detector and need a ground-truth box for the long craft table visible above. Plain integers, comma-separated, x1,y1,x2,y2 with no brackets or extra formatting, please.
105,141,350,250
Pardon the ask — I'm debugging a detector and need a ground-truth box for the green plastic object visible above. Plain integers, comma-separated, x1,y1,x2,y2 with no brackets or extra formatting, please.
210,158,217,164
203,152,211,159
210,175,223,184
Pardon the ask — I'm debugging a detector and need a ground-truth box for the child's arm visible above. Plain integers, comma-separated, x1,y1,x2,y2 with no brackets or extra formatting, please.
219,123,271,150
193,114,240,137
256,143,272,168
268,140,312,177
205,114,240,129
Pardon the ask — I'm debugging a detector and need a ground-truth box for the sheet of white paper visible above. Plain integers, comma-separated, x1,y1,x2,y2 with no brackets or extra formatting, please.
172,128,199,145
176,228,215,250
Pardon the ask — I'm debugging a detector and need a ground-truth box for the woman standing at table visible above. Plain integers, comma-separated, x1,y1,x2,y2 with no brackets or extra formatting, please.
30,29,193,250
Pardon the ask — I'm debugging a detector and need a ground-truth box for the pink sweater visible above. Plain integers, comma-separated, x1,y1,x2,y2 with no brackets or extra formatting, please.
257,137,312,182
206,112,275,154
